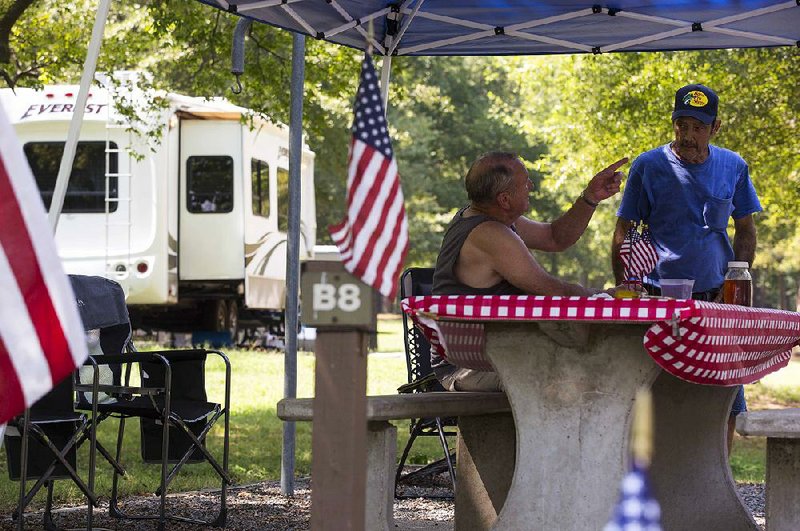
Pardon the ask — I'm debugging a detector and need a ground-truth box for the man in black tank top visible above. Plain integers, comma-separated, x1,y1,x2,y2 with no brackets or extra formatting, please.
431,151,629,391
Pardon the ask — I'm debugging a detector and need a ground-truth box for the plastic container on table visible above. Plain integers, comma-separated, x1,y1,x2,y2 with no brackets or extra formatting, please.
723,261,752,306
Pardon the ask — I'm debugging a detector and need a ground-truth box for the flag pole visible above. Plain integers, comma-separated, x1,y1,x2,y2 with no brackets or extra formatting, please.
48,0,112,232
631,387,654,468
603,387,660,530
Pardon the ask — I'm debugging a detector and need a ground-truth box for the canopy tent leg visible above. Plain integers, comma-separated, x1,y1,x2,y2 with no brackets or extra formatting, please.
380,54,392,109
48,0,112,232
281,32,306,497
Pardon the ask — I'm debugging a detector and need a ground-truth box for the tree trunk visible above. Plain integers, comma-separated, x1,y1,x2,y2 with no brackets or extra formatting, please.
0,0,37,88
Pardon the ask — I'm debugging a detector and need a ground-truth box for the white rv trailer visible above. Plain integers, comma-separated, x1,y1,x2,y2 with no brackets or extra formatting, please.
0,81,316,337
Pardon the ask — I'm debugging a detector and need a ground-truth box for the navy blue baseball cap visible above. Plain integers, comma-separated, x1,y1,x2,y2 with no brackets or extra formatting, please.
672,84,718,124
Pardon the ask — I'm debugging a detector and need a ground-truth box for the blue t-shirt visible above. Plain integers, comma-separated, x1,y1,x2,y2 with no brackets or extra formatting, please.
617,144,762,292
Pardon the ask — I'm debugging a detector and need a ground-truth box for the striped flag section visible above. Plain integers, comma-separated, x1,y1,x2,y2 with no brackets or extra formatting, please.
329,54,408,299
619,224,659,280
0,103,88,425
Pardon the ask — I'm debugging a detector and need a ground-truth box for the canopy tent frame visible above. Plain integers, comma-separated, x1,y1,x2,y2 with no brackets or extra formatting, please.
207,0,799,56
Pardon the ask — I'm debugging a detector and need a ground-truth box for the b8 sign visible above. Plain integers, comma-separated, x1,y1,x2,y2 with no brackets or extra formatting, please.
301,262,374,326
312,283,362,313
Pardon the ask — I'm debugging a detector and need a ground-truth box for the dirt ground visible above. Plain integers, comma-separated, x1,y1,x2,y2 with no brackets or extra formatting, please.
1,474,456,530
1,478,766,530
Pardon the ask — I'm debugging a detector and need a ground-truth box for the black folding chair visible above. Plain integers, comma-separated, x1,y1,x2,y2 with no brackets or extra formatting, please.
70,274,132,477
395,267,457,496
80,348,231,528
3,360,100,531
67,277,232,529
1,275,131,530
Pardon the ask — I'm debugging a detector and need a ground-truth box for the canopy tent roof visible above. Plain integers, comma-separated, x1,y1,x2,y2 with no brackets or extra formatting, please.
200,0,799,56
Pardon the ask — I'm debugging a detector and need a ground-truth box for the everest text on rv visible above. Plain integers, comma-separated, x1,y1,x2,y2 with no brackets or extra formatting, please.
20,103,108,120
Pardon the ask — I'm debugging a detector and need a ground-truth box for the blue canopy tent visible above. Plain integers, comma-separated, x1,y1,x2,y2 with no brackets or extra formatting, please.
195,0,799,497
201,0,798,56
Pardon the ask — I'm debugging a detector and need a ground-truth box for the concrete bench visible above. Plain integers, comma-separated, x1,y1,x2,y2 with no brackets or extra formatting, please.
277,391,511,531
736,408,800,531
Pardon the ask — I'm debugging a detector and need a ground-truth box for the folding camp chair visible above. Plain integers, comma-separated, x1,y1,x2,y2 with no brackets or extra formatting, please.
395,267,457,496
3,368,100,531
2,275,130,530
67,275,233,529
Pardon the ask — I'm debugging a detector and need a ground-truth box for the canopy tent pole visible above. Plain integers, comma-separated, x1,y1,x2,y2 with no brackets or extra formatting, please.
380,54,392,109
281,32,305,497
48,0,112,232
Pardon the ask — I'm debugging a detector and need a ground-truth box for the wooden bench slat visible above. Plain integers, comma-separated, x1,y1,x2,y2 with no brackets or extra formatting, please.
277,392,510,422
736,408,800,438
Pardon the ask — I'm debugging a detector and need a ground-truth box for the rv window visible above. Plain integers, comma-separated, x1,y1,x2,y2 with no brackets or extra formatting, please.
24,141,119,213
251,159,270,217
277,167,289,232
186,156,234,214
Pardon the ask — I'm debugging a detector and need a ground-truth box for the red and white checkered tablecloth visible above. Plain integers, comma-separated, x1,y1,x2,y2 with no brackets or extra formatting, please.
401,295,800,385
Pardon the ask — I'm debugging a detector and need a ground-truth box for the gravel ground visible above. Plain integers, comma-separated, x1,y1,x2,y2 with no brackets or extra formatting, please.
1,477,765,530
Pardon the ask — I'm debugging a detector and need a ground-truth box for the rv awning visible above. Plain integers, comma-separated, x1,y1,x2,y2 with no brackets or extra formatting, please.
199,0,799,56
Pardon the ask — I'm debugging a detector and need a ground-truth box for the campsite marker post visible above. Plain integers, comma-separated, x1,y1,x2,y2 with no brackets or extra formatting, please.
301,261,374,531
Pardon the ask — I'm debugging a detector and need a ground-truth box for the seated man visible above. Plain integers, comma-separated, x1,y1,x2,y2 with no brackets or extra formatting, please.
432,151,628,391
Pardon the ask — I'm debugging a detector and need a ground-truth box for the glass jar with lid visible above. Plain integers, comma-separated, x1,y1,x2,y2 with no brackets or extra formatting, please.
723,261,752,306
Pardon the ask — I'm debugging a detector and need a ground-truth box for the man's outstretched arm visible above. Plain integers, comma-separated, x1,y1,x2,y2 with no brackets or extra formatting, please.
516,157,628,252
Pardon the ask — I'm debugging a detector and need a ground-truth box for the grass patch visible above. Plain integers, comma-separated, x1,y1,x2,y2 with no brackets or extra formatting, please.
375,314,405,353
2,336,795,512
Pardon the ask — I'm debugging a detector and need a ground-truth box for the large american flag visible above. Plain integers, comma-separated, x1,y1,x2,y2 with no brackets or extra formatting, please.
329,54,408,299
0,104,88,425
619,224,659,281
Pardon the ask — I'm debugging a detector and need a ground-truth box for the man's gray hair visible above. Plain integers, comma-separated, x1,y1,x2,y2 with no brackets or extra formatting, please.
465,151,521,205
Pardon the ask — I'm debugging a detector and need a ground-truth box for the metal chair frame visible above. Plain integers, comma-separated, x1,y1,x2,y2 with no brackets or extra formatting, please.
395,267,457,496
83,348,232,529
5,370,100,531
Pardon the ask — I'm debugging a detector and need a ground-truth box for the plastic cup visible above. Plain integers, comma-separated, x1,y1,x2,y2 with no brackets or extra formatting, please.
659,279,695,299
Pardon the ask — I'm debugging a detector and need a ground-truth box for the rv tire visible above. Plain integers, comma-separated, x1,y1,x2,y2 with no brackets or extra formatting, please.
205,299,228,333
227,301,239,340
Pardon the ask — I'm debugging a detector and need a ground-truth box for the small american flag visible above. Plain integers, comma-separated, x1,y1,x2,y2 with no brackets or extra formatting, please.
619,224,659,281
604,462,662,531
0,104,88,424
329,54,408,299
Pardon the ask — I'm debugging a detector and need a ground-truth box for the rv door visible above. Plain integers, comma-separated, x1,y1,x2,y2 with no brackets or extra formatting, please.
178,119,245,281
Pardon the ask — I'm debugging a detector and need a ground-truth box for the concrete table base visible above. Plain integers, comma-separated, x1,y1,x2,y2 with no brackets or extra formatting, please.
455,321,757,531
765,439,800,531
736,408,800,531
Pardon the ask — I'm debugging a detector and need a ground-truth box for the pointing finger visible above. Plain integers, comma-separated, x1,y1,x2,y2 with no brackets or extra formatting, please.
604,157,629,173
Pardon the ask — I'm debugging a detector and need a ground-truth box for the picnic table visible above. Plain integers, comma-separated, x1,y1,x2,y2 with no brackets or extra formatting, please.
402,295,800,530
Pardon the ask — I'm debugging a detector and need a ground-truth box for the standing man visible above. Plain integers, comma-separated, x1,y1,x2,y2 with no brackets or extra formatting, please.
432,151,628,391
612,84,762,451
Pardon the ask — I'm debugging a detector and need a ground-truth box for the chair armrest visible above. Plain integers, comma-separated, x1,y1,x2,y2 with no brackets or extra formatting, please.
398,373,438,394
82,352,169,366
149,348,212,362
75,383,164,396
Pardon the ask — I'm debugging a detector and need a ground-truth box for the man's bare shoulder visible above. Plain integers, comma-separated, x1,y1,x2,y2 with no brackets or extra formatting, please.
467,220,524,251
